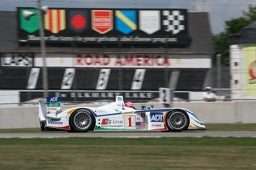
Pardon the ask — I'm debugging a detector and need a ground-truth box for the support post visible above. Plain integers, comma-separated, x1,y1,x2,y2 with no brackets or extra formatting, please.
37,0,48,98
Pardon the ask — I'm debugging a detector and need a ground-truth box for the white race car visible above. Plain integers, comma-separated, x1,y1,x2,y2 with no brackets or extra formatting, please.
39,96,205,132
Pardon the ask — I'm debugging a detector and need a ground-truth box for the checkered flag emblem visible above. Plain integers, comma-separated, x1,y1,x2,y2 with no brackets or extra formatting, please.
163,10,185,34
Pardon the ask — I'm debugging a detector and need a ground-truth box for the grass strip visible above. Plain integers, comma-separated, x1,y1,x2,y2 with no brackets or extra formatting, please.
0,137,255,146
0,137,255,170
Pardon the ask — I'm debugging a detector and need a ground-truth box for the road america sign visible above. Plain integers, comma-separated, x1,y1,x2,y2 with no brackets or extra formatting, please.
92,10,113,34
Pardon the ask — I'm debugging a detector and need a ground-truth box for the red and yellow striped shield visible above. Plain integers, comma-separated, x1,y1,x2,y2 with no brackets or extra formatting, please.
44,9,66,34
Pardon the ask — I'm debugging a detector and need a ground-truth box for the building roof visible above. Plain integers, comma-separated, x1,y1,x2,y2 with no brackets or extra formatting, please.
230,21,256,44
0,10,213,54
0,11,18,51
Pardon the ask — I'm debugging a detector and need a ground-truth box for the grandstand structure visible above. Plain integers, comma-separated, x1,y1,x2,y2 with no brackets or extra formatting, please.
0,8,214,103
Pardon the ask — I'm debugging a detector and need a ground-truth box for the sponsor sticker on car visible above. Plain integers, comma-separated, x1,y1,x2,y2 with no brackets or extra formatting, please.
150,113,163,122
101,118,124,128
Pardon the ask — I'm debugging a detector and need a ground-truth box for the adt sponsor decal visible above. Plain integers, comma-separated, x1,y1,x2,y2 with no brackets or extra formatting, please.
47,96,61,103
150,113,163,122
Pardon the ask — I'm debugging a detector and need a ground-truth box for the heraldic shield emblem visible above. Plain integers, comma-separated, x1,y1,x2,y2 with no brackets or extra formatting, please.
44,9,66,34
92,10,113,34
19,8,40,33
115,10,137,34
139,10,160,34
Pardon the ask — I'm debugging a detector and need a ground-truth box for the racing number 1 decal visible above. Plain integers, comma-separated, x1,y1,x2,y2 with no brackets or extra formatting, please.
128,117,132,127
124,116,136,128
96,69,111,90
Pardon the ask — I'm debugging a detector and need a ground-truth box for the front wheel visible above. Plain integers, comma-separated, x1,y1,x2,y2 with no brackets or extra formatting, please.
166,110,189,132
69,109,95,132
40,120,46,131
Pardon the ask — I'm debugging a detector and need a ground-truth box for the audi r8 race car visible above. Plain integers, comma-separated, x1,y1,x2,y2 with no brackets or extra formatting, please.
39,96,205,132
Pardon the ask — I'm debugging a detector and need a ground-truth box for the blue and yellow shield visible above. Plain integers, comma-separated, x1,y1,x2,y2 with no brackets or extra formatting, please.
115,10,137,34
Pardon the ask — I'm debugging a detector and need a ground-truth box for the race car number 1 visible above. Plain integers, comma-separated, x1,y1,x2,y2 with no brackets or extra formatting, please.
124,116,136,128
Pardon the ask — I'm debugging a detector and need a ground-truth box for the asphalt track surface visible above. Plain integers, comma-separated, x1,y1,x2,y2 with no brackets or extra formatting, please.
0,131,256,138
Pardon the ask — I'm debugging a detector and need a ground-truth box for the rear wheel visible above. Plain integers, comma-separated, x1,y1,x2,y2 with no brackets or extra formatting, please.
69,109,95,132
166,110,189,132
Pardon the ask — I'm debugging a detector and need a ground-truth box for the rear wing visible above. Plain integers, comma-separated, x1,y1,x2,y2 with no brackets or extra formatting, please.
39,97,61,121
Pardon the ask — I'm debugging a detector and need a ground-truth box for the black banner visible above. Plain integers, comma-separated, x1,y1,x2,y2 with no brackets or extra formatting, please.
0,67,206,91
20,91,159,102
19,91,189,102
18,8,191,47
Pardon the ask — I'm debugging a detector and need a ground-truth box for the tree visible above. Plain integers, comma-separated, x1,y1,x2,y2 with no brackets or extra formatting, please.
213,32,229,66
243,5,256,22
225,17,251,34
213,5,256,66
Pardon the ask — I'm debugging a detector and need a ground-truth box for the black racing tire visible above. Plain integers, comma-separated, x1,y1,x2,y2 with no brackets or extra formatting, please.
69,109,95,132
166,110,189,132
40,120,46,131
39,120,53,131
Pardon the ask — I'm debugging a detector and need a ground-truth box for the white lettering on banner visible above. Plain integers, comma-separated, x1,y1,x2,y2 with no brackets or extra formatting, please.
159,88,170,104
27,35,176,43
125,92,153,98
27,68,40,89
49,97,59,102
61,68,75,89
1,54,33,67
61,92,154,99
131,69,146,90
96,69,111,90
